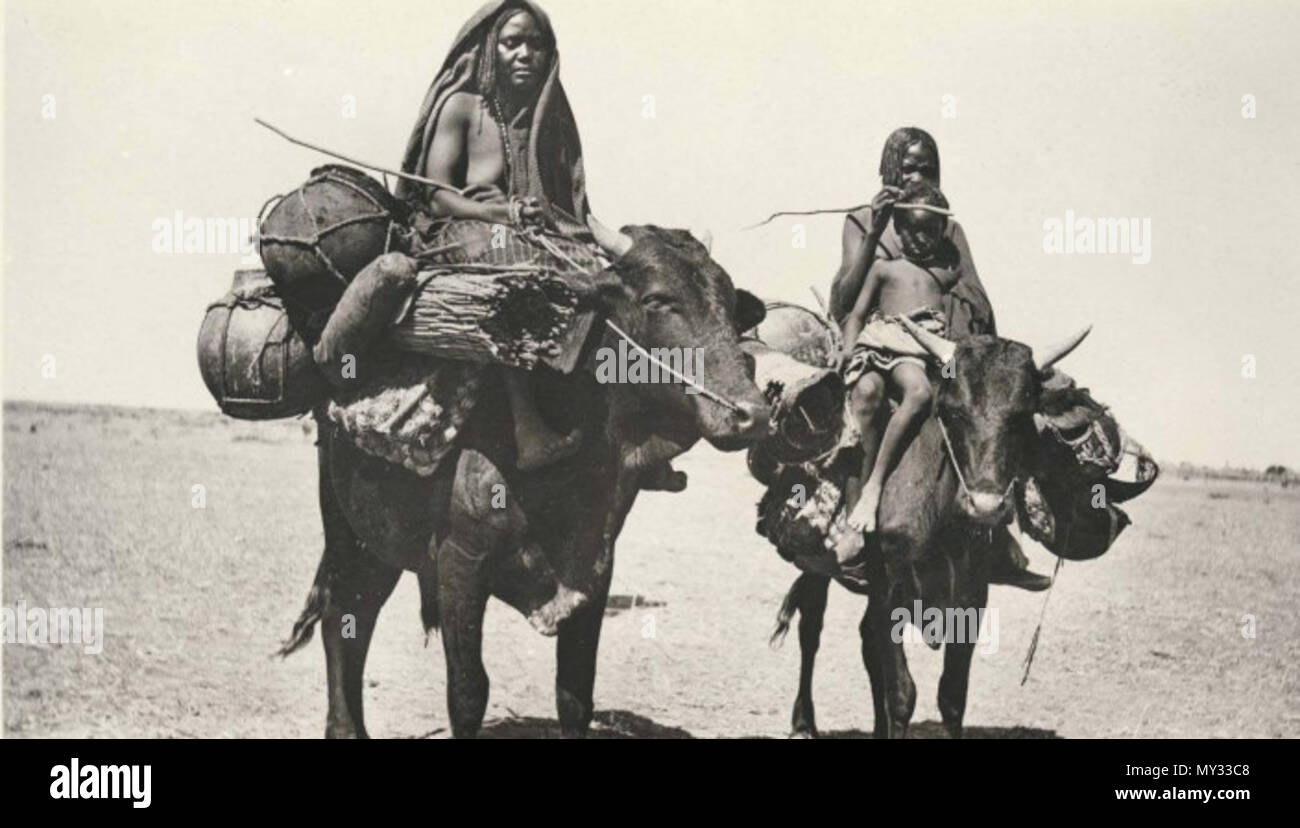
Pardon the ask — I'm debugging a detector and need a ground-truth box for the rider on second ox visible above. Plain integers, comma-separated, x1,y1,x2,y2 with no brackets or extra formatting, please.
827,126,1051,592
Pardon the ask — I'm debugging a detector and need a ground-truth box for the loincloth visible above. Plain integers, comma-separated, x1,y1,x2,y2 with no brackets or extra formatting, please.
841,306,947,387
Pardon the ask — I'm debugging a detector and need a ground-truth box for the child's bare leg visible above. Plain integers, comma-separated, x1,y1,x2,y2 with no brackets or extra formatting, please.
847,362,932,536
827,371,886,558
503,368,582,471
850,371,887,473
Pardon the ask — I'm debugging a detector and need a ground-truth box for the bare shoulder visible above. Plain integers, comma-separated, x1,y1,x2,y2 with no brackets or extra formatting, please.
441,91,483,124
870,257,902,280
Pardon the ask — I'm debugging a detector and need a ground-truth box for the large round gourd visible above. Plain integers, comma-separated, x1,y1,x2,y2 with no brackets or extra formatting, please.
257,164,408,339
197,268,328,420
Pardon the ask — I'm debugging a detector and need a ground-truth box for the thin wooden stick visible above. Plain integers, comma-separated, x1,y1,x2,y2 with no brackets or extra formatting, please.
893,202,954,216
254,118,466,195
741,203,871,231
809,285,829,315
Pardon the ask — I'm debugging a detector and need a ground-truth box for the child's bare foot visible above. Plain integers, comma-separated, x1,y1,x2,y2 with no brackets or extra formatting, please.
830,526,866,567
516,427,583,471
845,484,882,538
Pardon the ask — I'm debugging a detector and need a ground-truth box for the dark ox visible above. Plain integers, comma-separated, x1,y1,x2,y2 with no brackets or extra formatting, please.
778,325,1089,738
281,221,771,738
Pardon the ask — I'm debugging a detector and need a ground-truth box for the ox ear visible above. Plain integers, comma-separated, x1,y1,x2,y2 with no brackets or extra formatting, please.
735,290,766,334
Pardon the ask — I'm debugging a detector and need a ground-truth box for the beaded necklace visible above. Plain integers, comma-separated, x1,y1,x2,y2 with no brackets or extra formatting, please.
486,94,514,199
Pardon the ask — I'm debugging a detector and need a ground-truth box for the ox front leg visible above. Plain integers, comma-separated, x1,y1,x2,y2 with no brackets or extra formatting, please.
938,640,975,738
436,534,493,738
555,588,609,738
860,601,916,739
554,531,613,738
789,573,830,738
938,583,987,739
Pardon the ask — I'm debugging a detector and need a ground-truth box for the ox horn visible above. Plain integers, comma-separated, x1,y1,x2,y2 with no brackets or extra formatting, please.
691,226,714,253
1035,325,1092,373
897,314,956,365
587,213,633,259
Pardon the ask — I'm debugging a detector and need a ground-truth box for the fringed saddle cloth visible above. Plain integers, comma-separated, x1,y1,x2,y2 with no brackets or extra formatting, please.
326,220,606,477
326,355,481,476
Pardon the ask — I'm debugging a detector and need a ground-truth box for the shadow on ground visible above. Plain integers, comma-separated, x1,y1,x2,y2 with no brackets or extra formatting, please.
431,714,1058,739
814,720,1062,739
470,710,695,739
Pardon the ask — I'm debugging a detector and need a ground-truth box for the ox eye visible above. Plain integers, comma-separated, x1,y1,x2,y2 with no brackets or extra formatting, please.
641,293,674,312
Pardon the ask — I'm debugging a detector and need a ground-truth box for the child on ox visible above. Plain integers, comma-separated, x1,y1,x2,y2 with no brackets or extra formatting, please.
835,180,959,560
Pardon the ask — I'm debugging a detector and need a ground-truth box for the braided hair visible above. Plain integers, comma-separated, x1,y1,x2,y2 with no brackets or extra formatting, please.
878,127,940,188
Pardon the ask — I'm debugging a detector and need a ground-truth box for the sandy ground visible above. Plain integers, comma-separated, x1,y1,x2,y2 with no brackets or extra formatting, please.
4,401,1298,738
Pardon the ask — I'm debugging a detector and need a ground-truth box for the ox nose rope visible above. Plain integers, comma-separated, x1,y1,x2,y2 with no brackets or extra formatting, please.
602,319,744,414
1021,552,1065,686
939,410,1061,684
935,416,1017,509
527,229,752,417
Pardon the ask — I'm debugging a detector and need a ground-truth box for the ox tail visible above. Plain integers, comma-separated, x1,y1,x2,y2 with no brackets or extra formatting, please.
770,574,805,648
417,560,440,642
277,552,329,658
279,411,342,659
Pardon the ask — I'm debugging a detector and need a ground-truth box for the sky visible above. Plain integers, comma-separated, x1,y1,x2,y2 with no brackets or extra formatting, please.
3,0,1298,468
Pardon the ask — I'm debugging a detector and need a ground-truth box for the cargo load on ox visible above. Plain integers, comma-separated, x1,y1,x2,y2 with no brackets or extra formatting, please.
197,104,814,480
197,153,609,476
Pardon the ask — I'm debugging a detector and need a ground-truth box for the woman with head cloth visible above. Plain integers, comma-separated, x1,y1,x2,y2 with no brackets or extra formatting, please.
397,0,591,240
396,1,594,471
829,127,994,338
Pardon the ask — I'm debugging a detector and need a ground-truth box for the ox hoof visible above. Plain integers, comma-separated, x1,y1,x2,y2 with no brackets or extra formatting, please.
526,585,590,636
788,729,817,740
